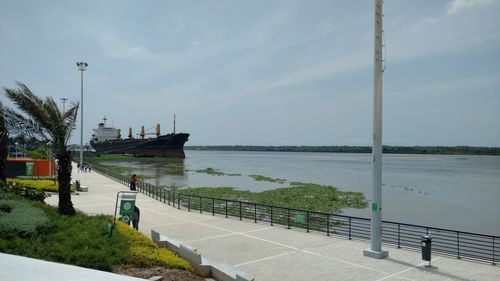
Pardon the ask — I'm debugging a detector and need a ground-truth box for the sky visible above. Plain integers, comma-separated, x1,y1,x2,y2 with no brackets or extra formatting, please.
1,0,499,147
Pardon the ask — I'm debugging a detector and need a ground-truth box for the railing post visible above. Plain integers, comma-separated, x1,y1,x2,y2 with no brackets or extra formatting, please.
254,203,257,223
270,206,273,226
177,193,181,210
493,237,496,265
225,200,228,218
188,195,191,211
348,217,352,240
199,196,202,214
398,224,401,248
168,190,171,205
212,198,215,216
457,232,461,259
326,214,330,236
287,209,291,229
239,202,242,220
306,211,310,233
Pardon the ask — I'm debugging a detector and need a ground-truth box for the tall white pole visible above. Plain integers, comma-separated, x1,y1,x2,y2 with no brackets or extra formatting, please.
364,0,388,259
80,68,83,168
77,62,88,168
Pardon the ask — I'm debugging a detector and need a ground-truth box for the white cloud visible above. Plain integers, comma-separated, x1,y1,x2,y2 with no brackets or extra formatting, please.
264,49,371,90
446,0,495,15
411,17,440,31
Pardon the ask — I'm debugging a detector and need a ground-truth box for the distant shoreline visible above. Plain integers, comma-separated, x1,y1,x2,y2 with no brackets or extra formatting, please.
185,145,500,156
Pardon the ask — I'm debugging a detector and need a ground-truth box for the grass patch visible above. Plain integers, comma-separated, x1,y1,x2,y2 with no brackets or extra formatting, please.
180,182,367,214
0,201,131,271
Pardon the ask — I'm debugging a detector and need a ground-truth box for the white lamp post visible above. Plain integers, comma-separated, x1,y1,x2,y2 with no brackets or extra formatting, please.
364,0,388,259
76,62,88,169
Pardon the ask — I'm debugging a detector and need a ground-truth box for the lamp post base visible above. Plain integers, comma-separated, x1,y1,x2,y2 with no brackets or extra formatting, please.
363,248,388,259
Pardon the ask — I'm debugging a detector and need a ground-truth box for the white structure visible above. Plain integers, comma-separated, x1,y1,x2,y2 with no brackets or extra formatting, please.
364,0,388,259
91,117,120,143
76,61,88,168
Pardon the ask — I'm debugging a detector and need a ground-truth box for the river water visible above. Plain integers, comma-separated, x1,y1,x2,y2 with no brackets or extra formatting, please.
102,150,500,236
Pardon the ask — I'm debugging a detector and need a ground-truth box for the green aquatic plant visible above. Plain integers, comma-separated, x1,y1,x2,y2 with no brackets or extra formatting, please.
195,167,225,176
193,167,242,176
249,174,286,184
179,182,367,214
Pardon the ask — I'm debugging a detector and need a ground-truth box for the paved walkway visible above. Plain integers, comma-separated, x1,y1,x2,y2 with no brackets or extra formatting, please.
0,253,145,281
45,165,500,281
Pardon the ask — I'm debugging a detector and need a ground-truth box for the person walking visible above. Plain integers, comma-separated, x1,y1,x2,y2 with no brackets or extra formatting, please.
130,174,137,191
132,206,140,230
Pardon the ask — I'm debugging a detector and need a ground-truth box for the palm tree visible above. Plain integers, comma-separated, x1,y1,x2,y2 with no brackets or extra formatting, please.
4,82,79,215
0,101,7,184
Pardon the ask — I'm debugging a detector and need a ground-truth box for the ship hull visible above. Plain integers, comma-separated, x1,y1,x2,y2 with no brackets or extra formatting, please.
90,133,189,158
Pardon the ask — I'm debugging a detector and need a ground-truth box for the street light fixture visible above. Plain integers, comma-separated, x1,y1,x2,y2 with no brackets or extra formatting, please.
60,97,68,112
76,62,88,169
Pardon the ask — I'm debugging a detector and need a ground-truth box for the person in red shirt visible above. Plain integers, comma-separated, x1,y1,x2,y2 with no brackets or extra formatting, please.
130,174,137,191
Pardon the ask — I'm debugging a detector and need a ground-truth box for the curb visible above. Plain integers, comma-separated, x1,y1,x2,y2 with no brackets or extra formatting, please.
151,229,254,281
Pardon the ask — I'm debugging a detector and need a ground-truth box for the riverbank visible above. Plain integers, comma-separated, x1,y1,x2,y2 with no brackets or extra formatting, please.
186,145,500,155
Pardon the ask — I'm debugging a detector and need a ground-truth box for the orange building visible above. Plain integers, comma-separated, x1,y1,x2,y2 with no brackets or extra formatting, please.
6,158,56,178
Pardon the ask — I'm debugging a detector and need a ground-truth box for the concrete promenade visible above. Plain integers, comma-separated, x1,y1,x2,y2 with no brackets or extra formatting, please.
45,164,500,281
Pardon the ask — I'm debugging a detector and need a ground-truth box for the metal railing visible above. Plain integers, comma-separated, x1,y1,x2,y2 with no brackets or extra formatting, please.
91,165,499,265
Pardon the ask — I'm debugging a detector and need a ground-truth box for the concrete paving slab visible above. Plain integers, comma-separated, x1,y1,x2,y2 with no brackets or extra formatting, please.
189,233,295,265
395,258,500,281
236,250,388,281
245,227,339,249
152,221,232,241
192,215,275,233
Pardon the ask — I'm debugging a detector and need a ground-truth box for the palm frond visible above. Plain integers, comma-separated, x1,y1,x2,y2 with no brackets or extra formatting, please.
3,82,74,148
4,82,54,134
63,102,79,145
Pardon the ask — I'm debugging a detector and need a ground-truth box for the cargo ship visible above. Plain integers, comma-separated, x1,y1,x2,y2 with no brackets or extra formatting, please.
89,117,189,158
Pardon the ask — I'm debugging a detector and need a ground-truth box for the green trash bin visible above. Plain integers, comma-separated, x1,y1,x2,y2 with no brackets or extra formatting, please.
26,162,34,176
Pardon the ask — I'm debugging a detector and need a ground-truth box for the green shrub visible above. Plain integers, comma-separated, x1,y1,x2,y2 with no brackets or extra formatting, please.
115,222,192,270
7,178,75,193
0,182,48,202
0,199,50,237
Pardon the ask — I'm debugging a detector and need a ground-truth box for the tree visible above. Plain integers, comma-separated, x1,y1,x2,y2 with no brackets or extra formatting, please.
0,101,7,184
4,82,79,215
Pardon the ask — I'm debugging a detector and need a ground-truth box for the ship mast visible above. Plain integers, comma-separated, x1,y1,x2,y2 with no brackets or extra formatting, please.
364,0,388,259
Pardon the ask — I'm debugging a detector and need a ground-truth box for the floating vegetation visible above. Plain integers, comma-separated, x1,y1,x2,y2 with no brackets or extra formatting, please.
165,162,185,173
192,168,241,177
249,174,286,184
195,168,225,176
179,182,367,214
